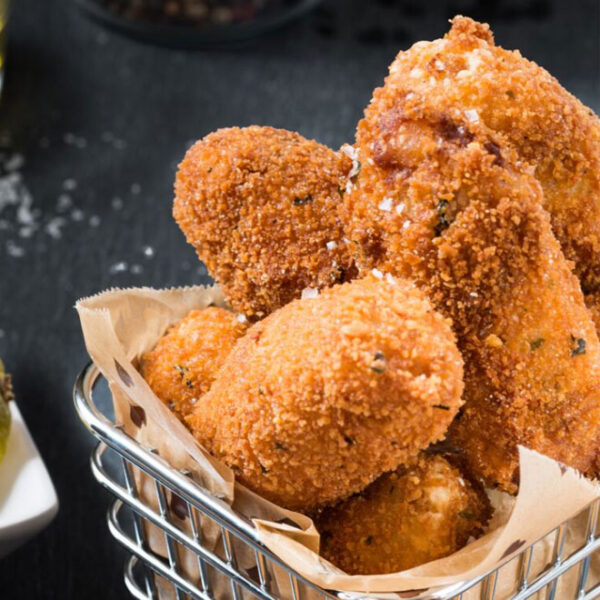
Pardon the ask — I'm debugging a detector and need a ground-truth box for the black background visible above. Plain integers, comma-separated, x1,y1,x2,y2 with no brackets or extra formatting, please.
0,0,598,597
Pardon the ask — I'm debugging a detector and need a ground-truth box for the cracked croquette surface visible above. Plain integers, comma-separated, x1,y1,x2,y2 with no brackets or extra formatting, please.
173,126,357,320
314,453,491,575
140,307,248,420
343,27,600,491
185,276,464,511
380,16,600,296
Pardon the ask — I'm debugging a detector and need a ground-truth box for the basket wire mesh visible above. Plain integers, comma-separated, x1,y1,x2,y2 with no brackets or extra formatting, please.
73,362,600,600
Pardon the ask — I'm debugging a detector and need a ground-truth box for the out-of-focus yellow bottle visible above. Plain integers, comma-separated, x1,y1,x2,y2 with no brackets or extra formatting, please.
0,0,8,89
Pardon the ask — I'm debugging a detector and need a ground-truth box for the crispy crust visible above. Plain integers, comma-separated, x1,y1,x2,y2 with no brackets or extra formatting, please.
344,72,600,491
186,276,464,511
585,292,600,337
140,307,247,420
173,126,357,319
375,16,600,293
314,453,491,575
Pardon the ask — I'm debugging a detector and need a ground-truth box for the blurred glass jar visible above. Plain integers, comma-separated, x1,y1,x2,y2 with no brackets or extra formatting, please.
77,0,322,47
0,0,8,90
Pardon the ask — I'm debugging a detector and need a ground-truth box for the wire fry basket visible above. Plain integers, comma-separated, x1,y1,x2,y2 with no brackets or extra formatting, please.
73,362,600,600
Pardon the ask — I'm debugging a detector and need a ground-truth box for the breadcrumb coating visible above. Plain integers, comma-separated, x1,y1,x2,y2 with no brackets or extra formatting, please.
173,126,356,320
585,292,600,337
380,16,600,295
314,453,491,575
186,276,464,511
140,307,247,420
344,80,600,491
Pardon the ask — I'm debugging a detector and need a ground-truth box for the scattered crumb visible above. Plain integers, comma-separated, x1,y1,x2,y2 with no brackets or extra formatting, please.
485,334,504,348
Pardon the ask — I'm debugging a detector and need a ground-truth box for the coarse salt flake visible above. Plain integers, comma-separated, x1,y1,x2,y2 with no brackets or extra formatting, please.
45,217,67,239
56,194,72,212
71,209,85,222
109,261,128,274
63,178,77,191
5,153,24,172
326,241,337,251
6,240,24,257
340,143,359,162
301,287,319,299
378,197,393,212
372,268,383,279
465,109,479,123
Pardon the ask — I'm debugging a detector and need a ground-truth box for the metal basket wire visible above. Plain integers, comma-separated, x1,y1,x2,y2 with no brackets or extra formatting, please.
74,362,600,600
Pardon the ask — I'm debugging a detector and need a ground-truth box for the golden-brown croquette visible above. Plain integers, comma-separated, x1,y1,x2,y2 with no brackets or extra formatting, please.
314,453,491,575
585,292,600,337
344,50,600,491
173,126,357,319
186,276,464,511
140,307,247,420
377,16,600,295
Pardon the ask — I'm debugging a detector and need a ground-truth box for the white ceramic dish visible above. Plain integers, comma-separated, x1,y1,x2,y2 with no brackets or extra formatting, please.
0,402,58,558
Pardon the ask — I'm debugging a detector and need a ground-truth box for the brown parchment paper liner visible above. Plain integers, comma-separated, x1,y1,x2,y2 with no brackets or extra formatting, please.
76,286,600,599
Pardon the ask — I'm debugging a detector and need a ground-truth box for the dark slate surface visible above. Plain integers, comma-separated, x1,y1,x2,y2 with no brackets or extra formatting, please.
0,0,598,597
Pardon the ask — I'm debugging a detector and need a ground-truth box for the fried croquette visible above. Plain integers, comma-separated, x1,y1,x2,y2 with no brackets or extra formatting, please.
314,454,491,575
173,126,357,320
378,16,600,295
344,95,600,491
585,292,600,337
186,276,464,511
140,307,247,420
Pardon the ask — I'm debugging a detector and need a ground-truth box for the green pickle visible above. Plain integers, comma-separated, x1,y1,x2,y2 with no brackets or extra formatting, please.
0,359,12,463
